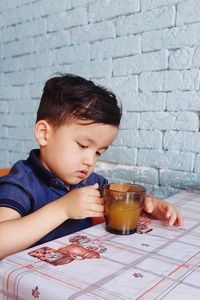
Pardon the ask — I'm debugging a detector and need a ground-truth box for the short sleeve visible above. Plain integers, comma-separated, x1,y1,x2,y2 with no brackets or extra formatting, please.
0,183,32,216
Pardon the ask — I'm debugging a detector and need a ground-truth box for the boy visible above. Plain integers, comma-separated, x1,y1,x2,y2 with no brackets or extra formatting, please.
0,74,183,259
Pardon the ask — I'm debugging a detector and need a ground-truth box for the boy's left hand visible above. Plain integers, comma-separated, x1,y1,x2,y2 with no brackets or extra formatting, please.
143,195,184,227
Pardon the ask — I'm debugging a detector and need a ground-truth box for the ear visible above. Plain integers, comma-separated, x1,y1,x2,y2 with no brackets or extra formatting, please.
35,120,51,146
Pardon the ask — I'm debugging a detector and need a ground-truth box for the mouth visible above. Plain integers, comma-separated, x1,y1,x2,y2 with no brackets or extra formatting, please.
76,170,88,179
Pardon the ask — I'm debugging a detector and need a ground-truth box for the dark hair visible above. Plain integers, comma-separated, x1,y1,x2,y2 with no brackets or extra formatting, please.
36,74,122,127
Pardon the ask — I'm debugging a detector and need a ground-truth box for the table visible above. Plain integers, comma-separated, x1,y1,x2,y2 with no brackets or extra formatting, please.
1,190,200,300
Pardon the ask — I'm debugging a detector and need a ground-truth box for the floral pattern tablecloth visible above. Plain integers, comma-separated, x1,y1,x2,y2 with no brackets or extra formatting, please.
1,190,200,300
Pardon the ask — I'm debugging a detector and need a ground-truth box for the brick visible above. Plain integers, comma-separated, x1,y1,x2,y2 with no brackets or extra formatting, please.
177,0,200,25
139,111,199,131
4,70,33,85
7,100,38,113
122,92,166,111
0,86,20,99
0,112,36,128
114,129,162,149
141,183,181,199
1,0,33,10
70,60,112,79
194,154,200,173
47,7,88,32
167,92,200,111
23,140,38,153
54,44,90,64
117,6,175,35
95,161,115,177
120,112,138,129
19,85,31,100
113,50,168,76
1,26,17,43
109,166,158,185
139,70,200,92
33,66,70,84
4,37,33,58
91,35,140,60
160,169,200,189
19,51,52,69
0,1,6,10
142,23,200,52
0,74,4,87
164,131,200,152
0,114,23,127
22,114,36,127
71,21,116,45
8,127,34,140
1,57,20,72
0,101,8,113
0,150,9,166
2,5,32,27
33,31,71,52
97,76,138,104
169,46,200,70
72,0,96,7
138,149,194,172
11,19,47,40
96,161,158,185
89,0,139,22
101,146,137,165
0,138,23,151
0,44,3,59
141,0,186,10
54,64,71,76
32,0,71,19
0,126,8,138
31,83,44,99
63,7,88,28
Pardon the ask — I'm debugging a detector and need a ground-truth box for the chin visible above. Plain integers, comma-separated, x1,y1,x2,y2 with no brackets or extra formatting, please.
66,178,84,186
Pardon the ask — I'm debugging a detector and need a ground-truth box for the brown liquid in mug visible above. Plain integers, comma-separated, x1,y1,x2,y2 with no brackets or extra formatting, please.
105,201,142,234
103,183,145,235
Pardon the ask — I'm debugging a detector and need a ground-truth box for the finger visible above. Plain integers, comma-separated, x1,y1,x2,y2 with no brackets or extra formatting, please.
175,212,184,227
96,197,104,205
86,188,101,198
144,196,154,213
88,211,104,218
83,183,99,192
87,203,104,213
88,197,104,205
85,190,104,204
93,183,99,189
167,210,177,226
165,205,174,218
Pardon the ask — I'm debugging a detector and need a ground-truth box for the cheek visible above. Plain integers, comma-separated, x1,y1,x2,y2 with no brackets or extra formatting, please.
60,143,81,163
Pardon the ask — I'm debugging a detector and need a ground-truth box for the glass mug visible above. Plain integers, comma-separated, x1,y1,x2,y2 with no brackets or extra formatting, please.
103,183,146,235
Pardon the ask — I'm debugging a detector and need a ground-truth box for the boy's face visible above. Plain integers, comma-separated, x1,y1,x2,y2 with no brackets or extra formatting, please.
37,119,118,186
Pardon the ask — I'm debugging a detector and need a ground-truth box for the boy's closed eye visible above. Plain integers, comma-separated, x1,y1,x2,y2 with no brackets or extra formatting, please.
77,142,88,149
77,142,105,156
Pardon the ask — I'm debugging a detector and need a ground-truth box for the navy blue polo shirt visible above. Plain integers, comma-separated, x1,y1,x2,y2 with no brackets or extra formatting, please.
0,149,107,246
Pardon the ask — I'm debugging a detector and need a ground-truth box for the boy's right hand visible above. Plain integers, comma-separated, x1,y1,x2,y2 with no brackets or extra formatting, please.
62,183,104,219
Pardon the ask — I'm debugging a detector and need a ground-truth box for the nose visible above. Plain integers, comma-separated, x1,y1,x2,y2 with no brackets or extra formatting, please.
83,152,96,167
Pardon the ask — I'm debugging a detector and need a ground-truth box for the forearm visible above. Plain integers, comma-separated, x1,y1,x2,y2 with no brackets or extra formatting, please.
0,198,67,259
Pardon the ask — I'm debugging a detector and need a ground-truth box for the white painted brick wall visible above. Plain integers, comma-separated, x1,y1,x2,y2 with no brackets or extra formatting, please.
89,0,140,22
1,0,200,198
113,50,168,76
